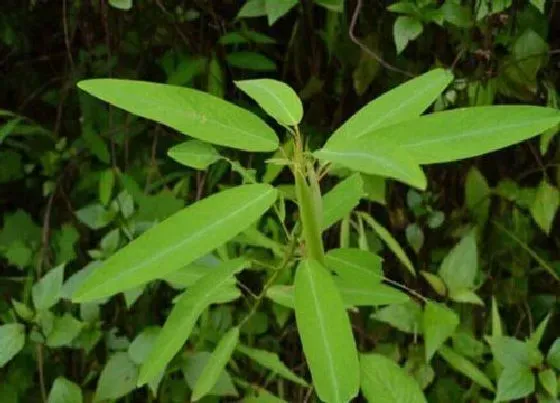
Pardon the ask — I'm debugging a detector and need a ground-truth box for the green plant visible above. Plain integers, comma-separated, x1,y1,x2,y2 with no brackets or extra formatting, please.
55,68,560,402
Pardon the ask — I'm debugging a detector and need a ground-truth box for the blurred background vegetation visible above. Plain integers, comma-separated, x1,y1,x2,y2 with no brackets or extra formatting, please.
1,0,560,402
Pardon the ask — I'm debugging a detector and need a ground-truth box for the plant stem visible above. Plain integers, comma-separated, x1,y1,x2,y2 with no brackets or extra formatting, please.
293,126,325,264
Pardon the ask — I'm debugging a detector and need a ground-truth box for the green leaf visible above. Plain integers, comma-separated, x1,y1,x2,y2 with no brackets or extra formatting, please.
78,79,278,152
488,336,544,369
449,289,484,305
137,258,248,385
528,314,551,349
315,137,427,189
394,16,423,54
335,279,410,307
356,106,560,164
235,79,303,126
95,352,138,401
183,352,238,398
530,0,546,13
238,0,267,17
373,301,423,333
266,280,409,309
325,247,383,285
46,314,83,347
314,0,343,12
437,345,494,392
360,353,427,403
109,0,132,10
438,232,478,294
322,174,364,231
265,0,298,25
73,185,276,302
547,338,560,370
405,223,424,254
128,326,161,365
99,169,114,206
361,174,386,204
47,377,82,403
360,213,416,276
420,271,446,296
0,324,25,368
32,265,64,311
75,204,113,230
236,345,308,386
168,140,222,170
538,368,557,397
531,180,559,234
192,327,240,401
423,302,459,362
492,296,503,337
226,52,276,72
465,166,490,225
495,366,535,402
294,259,359,402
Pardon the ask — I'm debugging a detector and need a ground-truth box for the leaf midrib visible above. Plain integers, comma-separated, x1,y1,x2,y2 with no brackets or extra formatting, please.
305,263,341,402
80,188,274,299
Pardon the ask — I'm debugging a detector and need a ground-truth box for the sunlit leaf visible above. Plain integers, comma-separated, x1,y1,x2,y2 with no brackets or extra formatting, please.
235,79,303,126
423,302,459,362
294,260,359,402
73,185,276,302
78,79,278,152
322,174,364,230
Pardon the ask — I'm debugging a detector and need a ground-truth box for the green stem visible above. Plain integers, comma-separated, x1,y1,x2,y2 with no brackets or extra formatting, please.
293,127,325,264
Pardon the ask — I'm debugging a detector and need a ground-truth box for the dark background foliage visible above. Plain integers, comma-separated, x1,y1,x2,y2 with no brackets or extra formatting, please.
1,0,559,402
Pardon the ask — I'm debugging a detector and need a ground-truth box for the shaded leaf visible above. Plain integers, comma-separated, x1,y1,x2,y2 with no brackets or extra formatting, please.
265,0,298,25
137,258,248,385
168,140,222,170
0,324,25,368
32,265,64,311
47,377,82,403
192,327,239,401
226,52,276,72
360,353,427,403
437,345,494,391
236,344,308,386
530,180,559,234
95,352,138,401
495,366,535,402
423,302,459,362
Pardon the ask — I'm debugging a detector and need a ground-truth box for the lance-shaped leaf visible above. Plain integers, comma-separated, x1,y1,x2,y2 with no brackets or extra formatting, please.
325,247,383,285
73,184,277,302
353,106,560,164
266,281,408,309
137,258,248,385
359,213,416,276
235,79,303,126
236,344,308,386
326,68,453,147
322,173,364,231
315,137,427,189
294,259,360,403
77,79,279,152
438,345,495,392
192,327,240,401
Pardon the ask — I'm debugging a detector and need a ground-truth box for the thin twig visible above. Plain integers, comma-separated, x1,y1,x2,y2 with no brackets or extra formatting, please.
349,0,415,77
